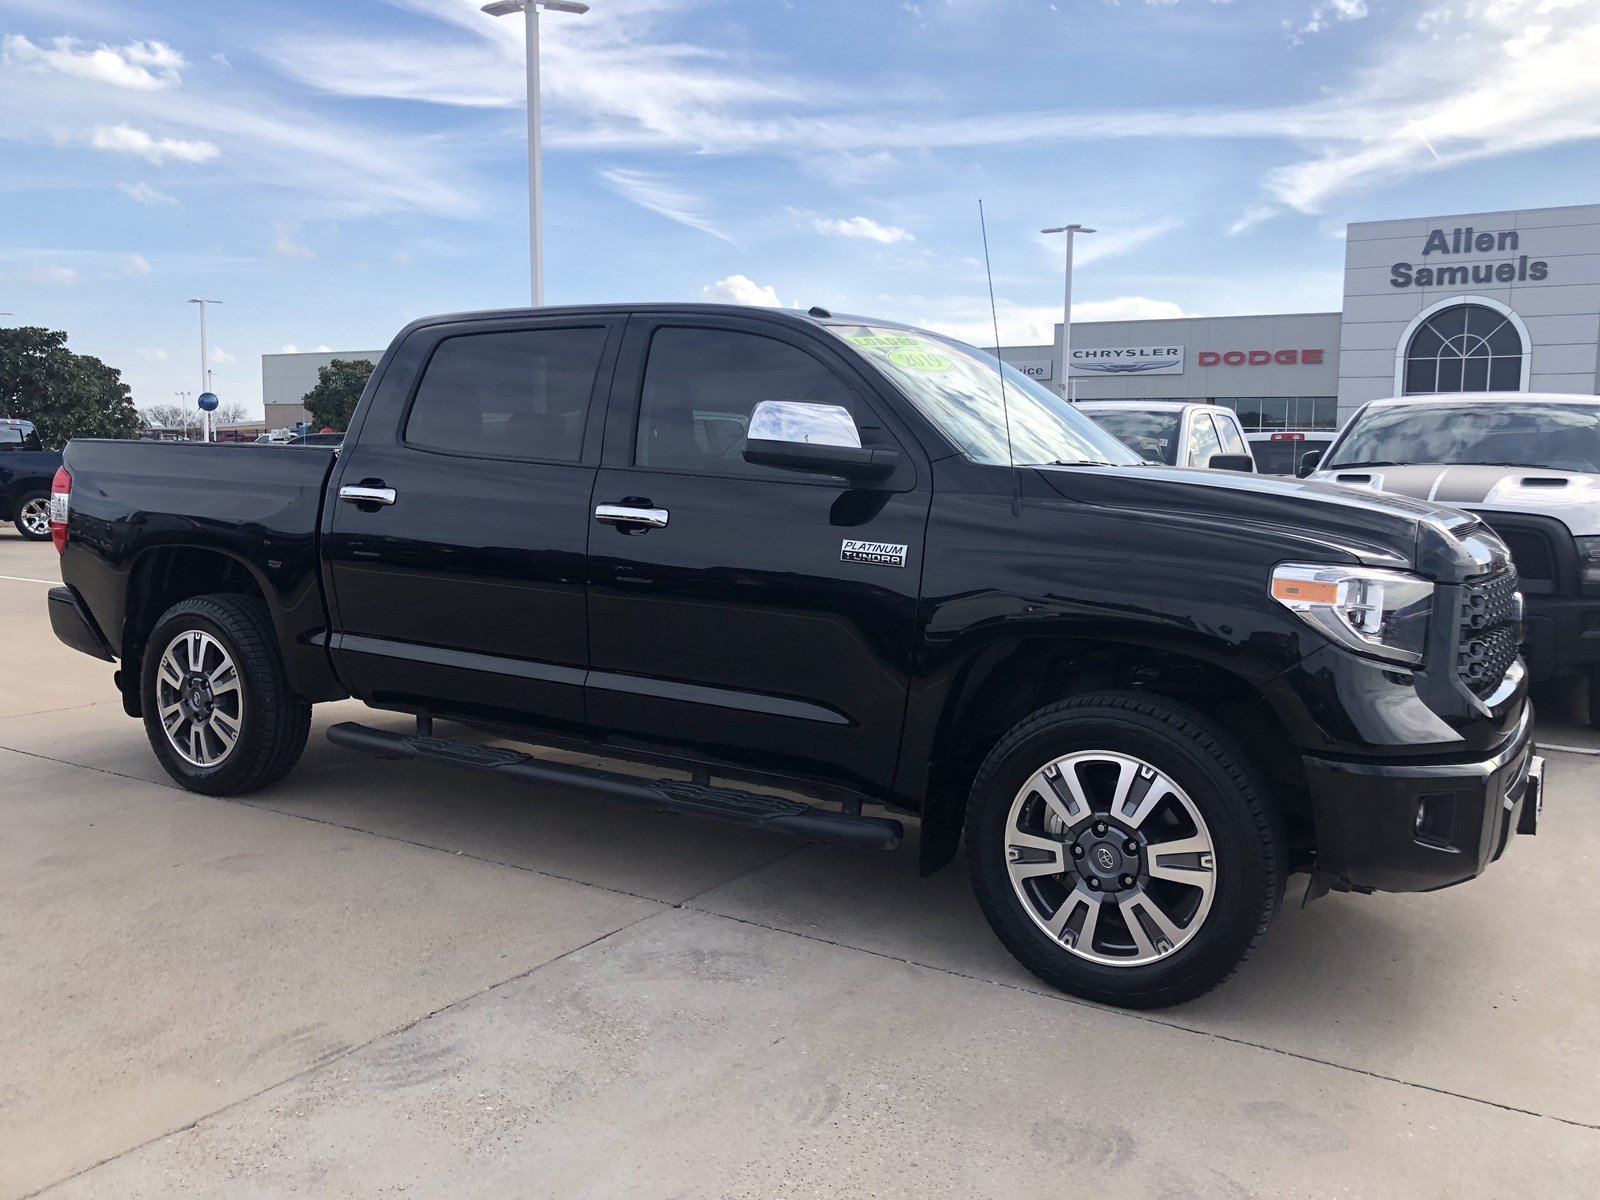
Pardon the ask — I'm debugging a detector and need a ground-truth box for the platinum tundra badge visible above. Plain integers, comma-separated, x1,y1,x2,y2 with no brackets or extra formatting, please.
841,539,908,568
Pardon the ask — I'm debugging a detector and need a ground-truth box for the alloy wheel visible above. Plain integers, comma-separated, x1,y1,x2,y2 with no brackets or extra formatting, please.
1004,750,1217,966
18,496,50,538
156,629,244,768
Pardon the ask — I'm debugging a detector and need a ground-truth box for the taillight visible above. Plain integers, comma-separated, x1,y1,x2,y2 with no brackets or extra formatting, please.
50,465,71,553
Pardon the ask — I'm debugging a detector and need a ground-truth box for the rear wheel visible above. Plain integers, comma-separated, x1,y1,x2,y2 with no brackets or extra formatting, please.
141,594,311,795
965,692,1284,1008
13,490,50,540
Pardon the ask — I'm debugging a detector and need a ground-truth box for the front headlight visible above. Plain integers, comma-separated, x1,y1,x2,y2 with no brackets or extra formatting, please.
1270,563,1434,665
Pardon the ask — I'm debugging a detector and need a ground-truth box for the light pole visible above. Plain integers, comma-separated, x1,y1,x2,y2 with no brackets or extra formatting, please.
1041,224,1096,401
483,0,590,307
187,298,221,441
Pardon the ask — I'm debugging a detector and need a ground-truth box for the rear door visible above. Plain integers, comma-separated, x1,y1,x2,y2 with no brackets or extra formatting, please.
585,315,930,791
324,315,620,726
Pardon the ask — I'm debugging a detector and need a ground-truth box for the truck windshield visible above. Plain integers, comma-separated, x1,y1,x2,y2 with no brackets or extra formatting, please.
838,326,1142,468
1327,402,1600,473
1081,410,1181,465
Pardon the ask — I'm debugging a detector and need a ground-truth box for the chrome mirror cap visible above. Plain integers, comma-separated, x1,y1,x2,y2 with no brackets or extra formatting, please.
747,400,862,449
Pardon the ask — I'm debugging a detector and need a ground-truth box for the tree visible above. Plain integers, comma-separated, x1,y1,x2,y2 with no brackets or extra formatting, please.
0,327,140,448
141,401,252,436
301,358,375,431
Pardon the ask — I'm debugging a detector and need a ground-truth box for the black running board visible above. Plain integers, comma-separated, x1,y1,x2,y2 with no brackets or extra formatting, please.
326,722,902,850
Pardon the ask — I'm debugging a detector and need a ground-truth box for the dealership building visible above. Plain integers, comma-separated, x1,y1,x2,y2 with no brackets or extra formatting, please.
261,202,1600,433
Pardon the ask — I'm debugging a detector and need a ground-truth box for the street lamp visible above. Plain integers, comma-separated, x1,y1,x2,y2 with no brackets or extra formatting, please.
1041,223,1096,401
187,298,221,442
482,0,590,307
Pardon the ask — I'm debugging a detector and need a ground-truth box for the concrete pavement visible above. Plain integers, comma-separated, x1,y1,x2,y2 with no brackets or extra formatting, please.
3,531,1597,1198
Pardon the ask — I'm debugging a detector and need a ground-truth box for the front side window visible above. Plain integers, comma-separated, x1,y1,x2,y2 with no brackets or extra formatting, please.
405,327,607,461
839,326,1140,468
1186,413,1223,467
1404,304,1523,395
1327,403,1600,472
635,327,868,478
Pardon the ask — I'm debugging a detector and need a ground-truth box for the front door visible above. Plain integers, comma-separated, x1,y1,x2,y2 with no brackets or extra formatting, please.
324,316,621,727
586,316,930,792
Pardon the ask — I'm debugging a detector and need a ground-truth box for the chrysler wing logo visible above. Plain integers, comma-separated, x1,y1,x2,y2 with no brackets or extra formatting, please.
1074,359,1182,374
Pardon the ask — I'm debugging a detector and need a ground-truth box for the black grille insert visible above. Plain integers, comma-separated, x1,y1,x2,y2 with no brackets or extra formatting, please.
1458,569,1522,697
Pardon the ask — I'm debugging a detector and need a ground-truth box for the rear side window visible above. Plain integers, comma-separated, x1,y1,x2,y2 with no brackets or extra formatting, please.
635,327,862,477
1215,415,1248,456
405,327,606,462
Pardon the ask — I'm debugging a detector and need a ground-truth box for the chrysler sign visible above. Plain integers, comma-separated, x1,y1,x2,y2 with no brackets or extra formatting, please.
1069,345,1184,376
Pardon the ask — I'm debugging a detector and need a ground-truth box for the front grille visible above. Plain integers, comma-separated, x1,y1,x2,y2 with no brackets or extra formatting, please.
1458,568,1523,697
1478,520,1555,583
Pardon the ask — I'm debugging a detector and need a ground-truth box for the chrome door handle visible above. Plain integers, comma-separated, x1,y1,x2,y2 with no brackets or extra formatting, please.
594,503,669,528
339,485,397,506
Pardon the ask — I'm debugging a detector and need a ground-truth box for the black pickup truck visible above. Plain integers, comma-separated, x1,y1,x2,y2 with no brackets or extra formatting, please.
46,305,1541,1007
1,418,63,540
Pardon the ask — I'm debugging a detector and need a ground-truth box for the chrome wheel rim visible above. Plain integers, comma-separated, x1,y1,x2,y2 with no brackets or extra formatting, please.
19,497,50,537
156,630,244,768
1004,751,1217,967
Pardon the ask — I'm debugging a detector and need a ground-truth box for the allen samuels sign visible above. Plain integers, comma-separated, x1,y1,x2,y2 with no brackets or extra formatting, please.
1068,345,1184,376
1390,226,1550,289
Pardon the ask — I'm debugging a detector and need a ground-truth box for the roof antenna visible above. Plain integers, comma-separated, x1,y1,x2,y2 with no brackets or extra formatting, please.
979,199,1022,516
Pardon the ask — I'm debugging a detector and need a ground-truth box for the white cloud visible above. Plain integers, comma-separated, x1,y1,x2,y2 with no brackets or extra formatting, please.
270,222,315,260
1072,296,1192,322
120,253,151,276
208,346,236,364
599,168,732,243
2,35,185,91
702,275,781,307
812,216,914,244
10,265,79,286
135,346,168,361
888,294,1195,347
117,180,180,206
1051,218,1183,267
280,344,300,354
314,344,332,353
91,123,218,164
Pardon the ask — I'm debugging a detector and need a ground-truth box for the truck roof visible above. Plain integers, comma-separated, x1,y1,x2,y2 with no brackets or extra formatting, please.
395,303,941,340
1365,392,1600,409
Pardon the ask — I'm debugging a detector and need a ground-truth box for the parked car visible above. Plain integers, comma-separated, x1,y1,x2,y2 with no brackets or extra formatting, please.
1077,402,1255,471
1248,431,1335,477
282,432,343,447
1307,392,1600,724
0,418,64,540
45,304,1540,1008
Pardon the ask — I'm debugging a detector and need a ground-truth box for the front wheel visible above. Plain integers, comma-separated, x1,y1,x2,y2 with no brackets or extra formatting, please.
13,490,51,540
141,594,311,795
965,692,1284,1008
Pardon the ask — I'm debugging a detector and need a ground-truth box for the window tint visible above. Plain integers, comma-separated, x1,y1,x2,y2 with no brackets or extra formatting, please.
1186,413,1223,466
636,327,861,477
1215,414,1248,456
405,327,606,461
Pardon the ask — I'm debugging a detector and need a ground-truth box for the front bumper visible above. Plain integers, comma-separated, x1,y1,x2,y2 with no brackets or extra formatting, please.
1302,703,1541,895
1520,592,1600,681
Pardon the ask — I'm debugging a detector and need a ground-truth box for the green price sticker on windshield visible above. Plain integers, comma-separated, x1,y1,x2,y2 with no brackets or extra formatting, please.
887,348,952,372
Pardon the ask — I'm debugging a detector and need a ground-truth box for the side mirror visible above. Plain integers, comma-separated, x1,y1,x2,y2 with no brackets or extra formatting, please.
743,400,900,481
1297,449,1324,477
1208,454,1255,473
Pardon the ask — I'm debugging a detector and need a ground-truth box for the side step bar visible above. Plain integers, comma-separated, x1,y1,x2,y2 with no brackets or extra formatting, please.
326,722,903,851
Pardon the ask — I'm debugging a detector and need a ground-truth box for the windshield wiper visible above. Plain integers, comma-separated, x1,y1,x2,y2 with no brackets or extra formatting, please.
1324,460,1402,469
1051,458,1122,467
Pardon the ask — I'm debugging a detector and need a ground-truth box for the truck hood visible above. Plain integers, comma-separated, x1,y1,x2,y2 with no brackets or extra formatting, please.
1310,463,1600,538
1035,462,1508,582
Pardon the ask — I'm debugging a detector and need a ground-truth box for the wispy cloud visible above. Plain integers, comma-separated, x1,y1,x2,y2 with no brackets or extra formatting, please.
90,123,218,164
3,35,185,91
120,253,151,276
812,216,914,244
8,264,80,286
270,222,315,260
599,167,732,243
117,180,180,206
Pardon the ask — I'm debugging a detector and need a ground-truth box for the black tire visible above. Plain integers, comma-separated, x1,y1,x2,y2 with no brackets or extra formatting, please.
965,691,1284,1009
141,594,311,795
13,489,51,540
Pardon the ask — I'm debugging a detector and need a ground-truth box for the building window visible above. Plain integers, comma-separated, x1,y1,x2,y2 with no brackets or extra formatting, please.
1213,397,1338,432
1402,303,1523,395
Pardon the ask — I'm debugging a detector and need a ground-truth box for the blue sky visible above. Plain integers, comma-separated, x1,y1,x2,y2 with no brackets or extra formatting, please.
2,0,1598,417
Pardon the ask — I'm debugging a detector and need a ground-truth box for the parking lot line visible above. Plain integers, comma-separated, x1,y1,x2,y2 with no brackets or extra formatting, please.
0,574,61,585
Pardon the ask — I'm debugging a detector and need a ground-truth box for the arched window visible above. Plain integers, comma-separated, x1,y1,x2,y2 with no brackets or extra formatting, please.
1403,303,1524,395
